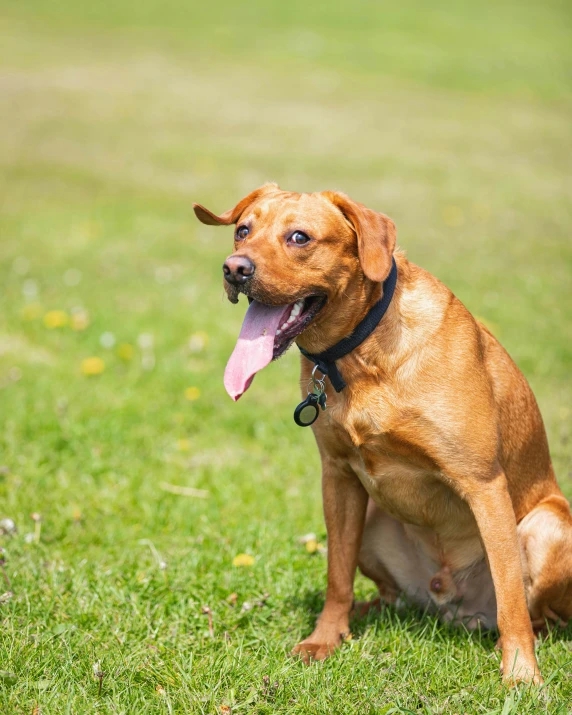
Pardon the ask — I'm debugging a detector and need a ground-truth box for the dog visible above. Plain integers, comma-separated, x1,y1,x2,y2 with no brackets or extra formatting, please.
194,183,572,684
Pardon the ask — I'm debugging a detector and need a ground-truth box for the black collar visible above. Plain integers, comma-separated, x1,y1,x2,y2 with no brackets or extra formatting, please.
298,257,398,392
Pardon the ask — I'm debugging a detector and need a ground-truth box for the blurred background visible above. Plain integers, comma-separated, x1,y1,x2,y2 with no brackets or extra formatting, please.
1,0,571,711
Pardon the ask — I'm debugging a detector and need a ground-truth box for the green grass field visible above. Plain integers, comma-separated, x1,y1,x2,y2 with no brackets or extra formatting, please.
1,1,571,712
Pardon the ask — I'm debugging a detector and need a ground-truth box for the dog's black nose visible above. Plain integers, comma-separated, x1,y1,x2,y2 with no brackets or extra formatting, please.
223,255,255,285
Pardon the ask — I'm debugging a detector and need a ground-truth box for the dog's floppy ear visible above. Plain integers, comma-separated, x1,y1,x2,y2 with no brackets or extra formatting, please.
193,183,280,226
323,191,396,282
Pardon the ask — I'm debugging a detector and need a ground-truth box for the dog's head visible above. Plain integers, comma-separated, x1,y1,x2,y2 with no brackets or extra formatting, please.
193,184,396,399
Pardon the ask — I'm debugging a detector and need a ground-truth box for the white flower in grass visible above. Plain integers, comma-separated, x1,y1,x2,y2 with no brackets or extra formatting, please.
0,519,17,536
137,333,154,350
99,332,116,349
188,332,209,353
8,368,22,383
155,266,173,284
63,268,82,286
12,257,30,275
22,279,38,298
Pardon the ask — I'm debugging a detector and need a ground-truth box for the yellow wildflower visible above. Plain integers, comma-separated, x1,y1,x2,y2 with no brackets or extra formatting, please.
176,439,191,452
442,205,465,227
43,310,69,329
305,539,318,554
185,386,200,401
21,303,42,321
232,553,254,567
70,308,89,331
81,357,105,376
117,343,134,361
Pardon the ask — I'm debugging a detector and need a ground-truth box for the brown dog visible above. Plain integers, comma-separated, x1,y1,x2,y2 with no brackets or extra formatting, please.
194,184,572,684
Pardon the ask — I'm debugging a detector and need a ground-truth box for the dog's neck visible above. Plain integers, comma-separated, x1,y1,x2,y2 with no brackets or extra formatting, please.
296,260,397,356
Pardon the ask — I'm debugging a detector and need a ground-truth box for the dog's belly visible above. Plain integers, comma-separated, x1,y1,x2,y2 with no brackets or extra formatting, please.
348,450,484,572
353,454,495,627
359,504,497,628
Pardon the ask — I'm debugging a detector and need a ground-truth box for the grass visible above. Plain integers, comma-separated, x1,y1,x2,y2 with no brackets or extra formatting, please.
0,0,571,712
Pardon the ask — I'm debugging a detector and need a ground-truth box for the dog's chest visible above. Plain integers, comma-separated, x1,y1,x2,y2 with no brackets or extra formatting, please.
323,401,472,531
351,449,471,530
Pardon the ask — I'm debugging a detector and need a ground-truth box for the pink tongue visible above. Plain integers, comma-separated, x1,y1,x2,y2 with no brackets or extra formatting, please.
224,300,290,401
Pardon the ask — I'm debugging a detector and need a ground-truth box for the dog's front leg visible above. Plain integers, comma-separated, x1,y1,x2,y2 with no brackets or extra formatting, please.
467,471,542,684
293,458,368,662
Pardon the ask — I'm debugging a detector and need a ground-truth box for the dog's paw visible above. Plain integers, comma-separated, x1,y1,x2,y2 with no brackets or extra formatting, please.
292,640,336,663
500,650,543,686
292,627,347,663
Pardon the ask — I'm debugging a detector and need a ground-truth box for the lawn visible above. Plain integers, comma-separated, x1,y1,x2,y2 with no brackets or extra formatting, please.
0,0,571,712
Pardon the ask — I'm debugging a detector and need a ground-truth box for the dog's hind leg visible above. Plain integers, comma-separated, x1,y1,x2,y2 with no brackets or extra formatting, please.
518,494,572,631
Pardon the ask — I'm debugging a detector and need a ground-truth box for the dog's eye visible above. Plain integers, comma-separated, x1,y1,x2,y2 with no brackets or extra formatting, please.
289,231,311,246
236,226,249,240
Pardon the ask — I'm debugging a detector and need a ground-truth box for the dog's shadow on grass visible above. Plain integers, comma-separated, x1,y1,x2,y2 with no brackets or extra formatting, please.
284,589,572,652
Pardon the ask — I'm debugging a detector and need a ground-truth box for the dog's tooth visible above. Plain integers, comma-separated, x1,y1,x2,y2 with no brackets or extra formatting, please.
276,329,282,335
291,303,301,317
287,315,296,324
281,322,289,330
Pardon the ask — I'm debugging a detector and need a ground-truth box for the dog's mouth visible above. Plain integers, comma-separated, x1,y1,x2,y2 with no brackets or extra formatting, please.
224,294,326,401
272,295,326,359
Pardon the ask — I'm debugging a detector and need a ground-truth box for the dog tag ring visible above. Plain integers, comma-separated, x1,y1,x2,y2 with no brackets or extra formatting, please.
293,393,320,427
293,365,328,427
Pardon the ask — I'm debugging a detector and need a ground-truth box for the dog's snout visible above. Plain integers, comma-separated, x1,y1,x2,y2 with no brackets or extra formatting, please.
223,255,255,285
